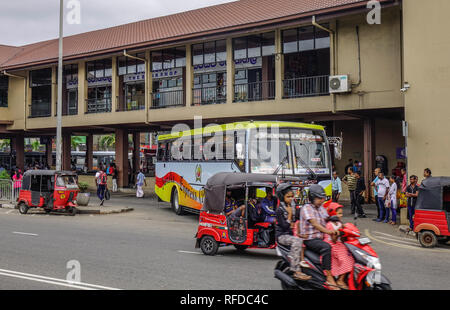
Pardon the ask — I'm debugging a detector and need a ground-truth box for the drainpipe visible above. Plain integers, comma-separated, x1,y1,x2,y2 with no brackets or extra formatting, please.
123,50,149,124
2,70,27,131
312,16,338,114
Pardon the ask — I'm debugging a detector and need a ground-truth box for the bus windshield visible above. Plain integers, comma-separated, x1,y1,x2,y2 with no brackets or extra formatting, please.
249,128,331,176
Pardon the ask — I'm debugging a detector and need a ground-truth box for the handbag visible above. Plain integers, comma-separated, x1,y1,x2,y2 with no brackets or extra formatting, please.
105,189,111,201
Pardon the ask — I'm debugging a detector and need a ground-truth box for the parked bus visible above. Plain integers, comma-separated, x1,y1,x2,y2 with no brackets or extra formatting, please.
155,121,333,215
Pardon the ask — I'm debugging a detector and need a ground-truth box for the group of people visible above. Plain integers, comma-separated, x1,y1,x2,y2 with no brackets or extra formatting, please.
332,162,431,230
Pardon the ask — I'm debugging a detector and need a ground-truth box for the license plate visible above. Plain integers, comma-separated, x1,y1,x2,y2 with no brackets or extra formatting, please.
358,237,372,245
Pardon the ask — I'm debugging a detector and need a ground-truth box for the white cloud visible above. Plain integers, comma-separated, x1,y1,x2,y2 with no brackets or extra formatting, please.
0,0,236,46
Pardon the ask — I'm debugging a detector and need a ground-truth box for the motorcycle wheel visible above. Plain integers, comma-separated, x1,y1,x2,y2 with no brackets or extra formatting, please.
373,283,392,290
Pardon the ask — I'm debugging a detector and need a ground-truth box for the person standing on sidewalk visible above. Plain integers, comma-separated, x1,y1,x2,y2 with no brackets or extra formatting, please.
372,172,390,222
111,163,118,193
386,175,398,225
371,168,381,221
343,168,358,215
331,170,342,203
354,171,367,218
405,175,419,231
97,168,108,206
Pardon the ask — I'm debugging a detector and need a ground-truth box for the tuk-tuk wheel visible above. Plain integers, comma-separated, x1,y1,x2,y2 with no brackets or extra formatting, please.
67,207,77,216
18,203,29,215
418,231,438,248
200,236,219,256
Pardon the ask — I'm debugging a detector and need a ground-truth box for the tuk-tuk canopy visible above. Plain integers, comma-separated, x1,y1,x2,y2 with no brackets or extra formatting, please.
202,172,279,214
22,170,77,191
416,177,450,211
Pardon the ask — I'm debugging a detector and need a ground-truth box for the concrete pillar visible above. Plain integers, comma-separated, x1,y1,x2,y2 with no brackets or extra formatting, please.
145,50,152,113
11,134,24,171
78,61,87,115
51,66,57,117
112,56,119,112
115,128,129,188
132,132,141,175
226,38,235,104
185,44,193,107
275,29,284,100
45,138,53,168
86,134,93,171
363,119,376,202
62,133,71,171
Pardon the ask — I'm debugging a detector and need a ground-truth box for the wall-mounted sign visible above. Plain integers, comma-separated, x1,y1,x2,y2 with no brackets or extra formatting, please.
193,57,261,74
124,73,145,83
152,68,183,79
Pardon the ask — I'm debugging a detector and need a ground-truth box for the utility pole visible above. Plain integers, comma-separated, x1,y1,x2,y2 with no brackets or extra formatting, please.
56,0,64,171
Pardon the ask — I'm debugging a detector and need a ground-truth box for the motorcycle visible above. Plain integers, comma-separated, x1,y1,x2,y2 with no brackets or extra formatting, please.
274,221,392,290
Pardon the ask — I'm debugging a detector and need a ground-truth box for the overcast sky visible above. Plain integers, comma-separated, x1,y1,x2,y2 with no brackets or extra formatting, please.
0,0,236,46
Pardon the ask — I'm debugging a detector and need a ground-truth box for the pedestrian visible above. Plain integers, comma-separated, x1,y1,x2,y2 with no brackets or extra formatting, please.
136,169,146,198
354,171,367,218
12,169,23,198
344,159,353,177
401,168,407,193
405,175,419,232
342,168,358,215
423,168,432,182
372,172,390,222
111,163,118,193
386,175,398,225
97,168,108,206
331,170,342,203
371,168,381,221
95,169,101,189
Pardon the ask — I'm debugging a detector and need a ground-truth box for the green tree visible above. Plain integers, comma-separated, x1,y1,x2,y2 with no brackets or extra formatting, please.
71,136,86,150
98,134,115,150
0,139,10,151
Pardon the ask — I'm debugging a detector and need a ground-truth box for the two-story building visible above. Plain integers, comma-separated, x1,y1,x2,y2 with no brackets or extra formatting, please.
0,0,448,191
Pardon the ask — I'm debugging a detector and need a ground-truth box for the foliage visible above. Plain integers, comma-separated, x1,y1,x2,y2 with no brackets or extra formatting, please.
0,169,10,180
71,136,86,150
78,182,89,193
98,135,115,150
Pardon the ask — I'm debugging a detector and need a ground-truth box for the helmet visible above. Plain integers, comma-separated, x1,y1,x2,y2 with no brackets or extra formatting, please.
276,183,293,201
308,184,327,202
324,202,343,217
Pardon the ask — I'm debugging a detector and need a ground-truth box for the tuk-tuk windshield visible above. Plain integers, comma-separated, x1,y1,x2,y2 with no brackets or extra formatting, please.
56,175,78,189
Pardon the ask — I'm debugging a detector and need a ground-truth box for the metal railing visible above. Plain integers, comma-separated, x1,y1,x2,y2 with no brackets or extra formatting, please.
125,95,145,111
283,75,329,99
0,179,18,203
86,98,112,114
29,100,51,118
151,90,184,109
234,81,275,102
192,86,227,106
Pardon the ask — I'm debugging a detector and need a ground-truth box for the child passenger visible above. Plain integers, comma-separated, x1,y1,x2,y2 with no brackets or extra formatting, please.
324,204,355,290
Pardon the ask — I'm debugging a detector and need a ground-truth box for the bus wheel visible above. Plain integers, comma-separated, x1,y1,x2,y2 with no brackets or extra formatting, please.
418,231,438,248
200,236,219,256
18,203,29,215
171,188,184,216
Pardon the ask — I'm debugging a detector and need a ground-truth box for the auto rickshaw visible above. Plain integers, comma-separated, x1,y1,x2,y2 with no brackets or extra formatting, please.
17,170,79,216
195,172,312,255
414,177,450,248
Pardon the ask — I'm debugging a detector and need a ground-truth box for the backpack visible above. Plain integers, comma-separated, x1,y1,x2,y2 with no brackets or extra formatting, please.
100,172,107,185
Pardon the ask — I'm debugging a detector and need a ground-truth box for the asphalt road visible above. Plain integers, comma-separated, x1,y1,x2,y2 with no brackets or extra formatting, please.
0,196,449,290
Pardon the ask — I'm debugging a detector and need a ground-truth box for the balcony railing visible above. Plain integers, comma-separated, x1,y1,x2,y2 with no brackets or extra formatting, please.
193,86,226,106
283,75,329,99
86,98,112,114
116,95,145,111
29,100,51,118
234,81,275,102
151,90,184,109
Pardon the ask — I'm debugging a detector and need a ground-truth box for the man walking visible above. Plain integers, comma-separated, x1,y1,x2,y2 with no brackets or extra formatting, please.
136,169,147,198
97,168,108,206
371,168,381,221
331,170,342,203
405,175,419,232
343,168,358,215
372,172,390,222
354,171,367,218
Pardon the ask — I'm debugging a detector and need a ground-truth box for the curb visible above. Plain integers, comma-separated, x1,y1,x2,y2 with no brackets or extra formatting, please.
0,203,16,209
77,207,134,215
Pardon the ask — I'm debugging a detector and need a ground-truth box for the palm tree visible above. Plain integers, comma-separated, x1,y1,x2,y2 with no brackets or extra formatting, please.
71,136,86,151
98,134,115,151
31,140,41,152
0,139,10,151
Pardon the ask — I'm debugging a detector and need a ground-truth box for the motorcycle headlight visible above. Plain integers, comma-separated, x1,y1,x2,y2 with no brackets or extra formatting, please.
366,270,382,286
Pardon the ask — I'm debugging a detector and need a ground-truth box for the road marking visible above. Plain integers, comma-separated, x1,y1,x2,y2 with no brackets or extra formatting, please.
6,210,14,214
0,268,121,290
12,232,38,236
371,235,419,246
365,229,450,253
373,231,417,242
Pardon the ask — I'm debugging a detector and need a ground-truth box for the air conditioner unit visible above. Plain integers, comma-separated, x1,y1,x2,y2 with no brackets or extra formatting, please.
329,75,351,94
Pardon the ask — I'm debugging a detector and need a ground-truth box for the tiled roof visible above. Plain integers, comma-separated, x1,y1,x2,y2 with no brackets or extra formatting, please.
0,0,390,70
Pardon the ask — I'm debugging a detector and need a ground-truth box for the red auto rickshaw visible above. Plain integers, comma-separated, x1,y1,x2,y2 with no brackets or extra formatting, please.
17,170,79,216
195,172,281,255
414,177,450,247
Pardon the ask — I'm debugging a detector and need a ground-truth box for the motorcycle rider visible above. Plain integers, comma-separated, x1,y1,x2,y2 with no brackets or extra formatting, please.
300,184,340,290
275,183,311,281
